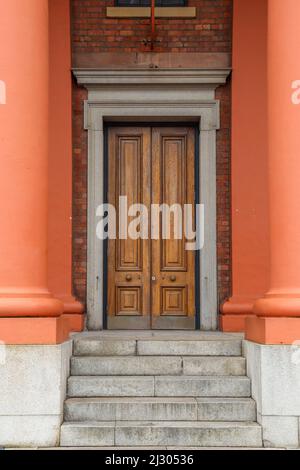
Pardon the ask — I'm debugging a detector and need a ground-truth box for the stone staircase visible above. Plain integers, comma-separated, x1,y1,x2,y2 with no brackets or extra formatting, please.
60,332,262,448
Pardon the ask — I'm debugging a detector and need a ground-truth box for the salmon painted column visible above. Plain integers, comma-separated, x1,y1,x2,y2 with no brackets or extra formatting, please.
48,0,84,323
0,0,78,344
248,0,300,344
220,0,269,332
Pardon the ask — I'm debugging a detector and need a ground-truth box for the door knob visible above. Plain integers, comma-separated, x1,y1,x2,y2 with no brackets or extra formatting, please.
126,274,132,281
151,275,156,282
170,275,177,282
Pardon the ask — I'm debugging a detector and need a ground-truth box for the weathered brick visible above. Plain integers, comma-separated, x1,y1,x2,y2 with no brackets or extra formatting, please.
72,0,232,308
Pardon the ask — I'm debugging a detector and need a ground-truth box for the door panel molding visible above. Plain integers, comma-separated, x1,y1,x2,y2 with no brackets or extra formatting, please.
151,127,195,329
73,68,230,330
107,127,151,329
160,134,187,272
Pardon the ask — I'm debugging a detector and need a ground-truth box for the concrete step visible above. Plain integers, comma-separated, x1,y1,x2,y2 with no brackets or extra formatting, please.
68,376,250,398
137,340,242,357
155,376,251,397
65,397,197,422
71,356,181,376
183,357,245,376
74,338,136,357
73,337,242,357
64,397,256,422
71,356,246,376
68,376,155,397
60,421,262,447
197,398,256,421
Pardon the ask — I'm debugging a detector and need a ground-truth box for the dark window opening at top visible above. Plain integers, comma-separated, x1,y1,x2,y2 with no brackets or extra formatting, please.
116,1,187,6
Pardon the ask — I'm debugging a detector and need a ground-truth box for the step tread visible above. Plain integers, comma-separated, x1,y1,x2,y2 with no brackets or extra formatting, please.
65,397,197,404
69,374,250,379
65,397,255,404
62,421,261,428
196,397,255,403
71,354,245,362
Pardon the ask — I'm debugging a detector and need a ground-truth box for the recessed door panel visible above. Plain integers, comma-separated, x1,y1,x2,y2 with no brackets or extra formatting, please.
107,127,151,329
151,127,195,329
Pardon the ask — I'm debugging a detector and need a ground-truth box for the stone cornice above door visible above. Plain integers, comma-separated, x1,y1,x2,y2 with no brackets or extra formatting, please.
73,67,231,88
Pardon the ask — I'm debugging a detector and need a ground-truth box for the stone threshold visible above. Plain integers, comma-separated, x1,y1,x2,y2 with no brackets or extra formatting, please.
71,331,244,340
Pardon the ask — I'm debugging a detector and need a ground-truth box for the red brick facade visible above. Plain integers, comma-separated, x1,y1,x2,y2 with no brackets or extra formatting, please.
216,82,231,307
71,0,233,311
72,0,232,53
73,83,88,303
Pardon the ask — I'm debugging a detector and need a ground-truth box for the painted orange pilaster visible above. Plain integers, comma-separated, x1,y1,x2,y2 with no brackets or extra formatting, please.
249,0,300,344
48,0,84,316
0,0,82,344
220,0,269,332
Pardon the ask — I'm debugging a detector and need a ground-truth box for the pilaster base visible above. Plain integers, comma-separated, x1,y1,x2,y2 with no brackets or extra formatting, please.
0,341,72,447
60,295,84,314
219,314,248,332
220,296,256,332
244,340,300,448
0,314,84,345
246,316,300,345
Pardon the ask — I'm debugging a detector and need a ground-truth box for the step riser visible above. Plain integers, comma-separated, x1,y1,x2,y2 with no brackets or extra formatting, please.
71,357,181,376
116,427,262,448
60,424,262,448
137,341,242,357
61,425,114,447
68,376,250,398
64,399,256,422
74,340,136,357
74,339,242,357
183,357,245,376
68,376,155,398
65,401,196,422
197,399,256,422
155,377,250,398
71,357,246,377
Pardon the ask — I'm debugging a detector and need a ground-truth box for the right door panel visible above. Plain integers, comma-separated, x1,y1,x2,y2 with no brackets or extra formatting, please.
151,127,196,329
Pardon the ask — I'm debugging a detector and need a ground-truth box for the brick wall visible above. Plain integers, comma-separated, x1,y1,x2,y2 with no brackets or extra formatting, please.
73,83,88,303
216,81,231,307
72,0,233,311
72,0,232,53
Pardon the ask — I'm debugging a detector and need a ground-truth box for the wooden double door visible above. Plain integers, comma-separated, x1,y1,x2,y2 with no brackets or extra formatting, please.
107,126,196,329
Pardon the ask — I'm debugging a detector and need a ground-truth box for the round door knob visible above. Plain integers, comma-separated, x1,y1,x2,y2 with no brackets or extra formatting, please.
170,275,176,282
126,274,132,281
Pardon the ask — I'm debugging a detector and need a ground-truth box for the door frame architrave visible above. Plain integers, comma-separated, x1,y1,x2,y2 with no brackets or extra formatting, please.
73,67,231,331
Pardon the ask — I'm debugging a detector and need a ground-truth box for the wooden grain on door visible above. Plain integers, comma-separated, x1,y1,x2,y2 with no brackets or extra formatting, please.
107,127,151,329
107,126,196,329
151,127,195,329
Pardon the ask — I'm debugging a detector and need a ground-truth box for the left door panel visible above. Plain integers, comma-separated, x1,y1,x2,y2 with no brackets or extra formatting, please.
107,127,151,329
